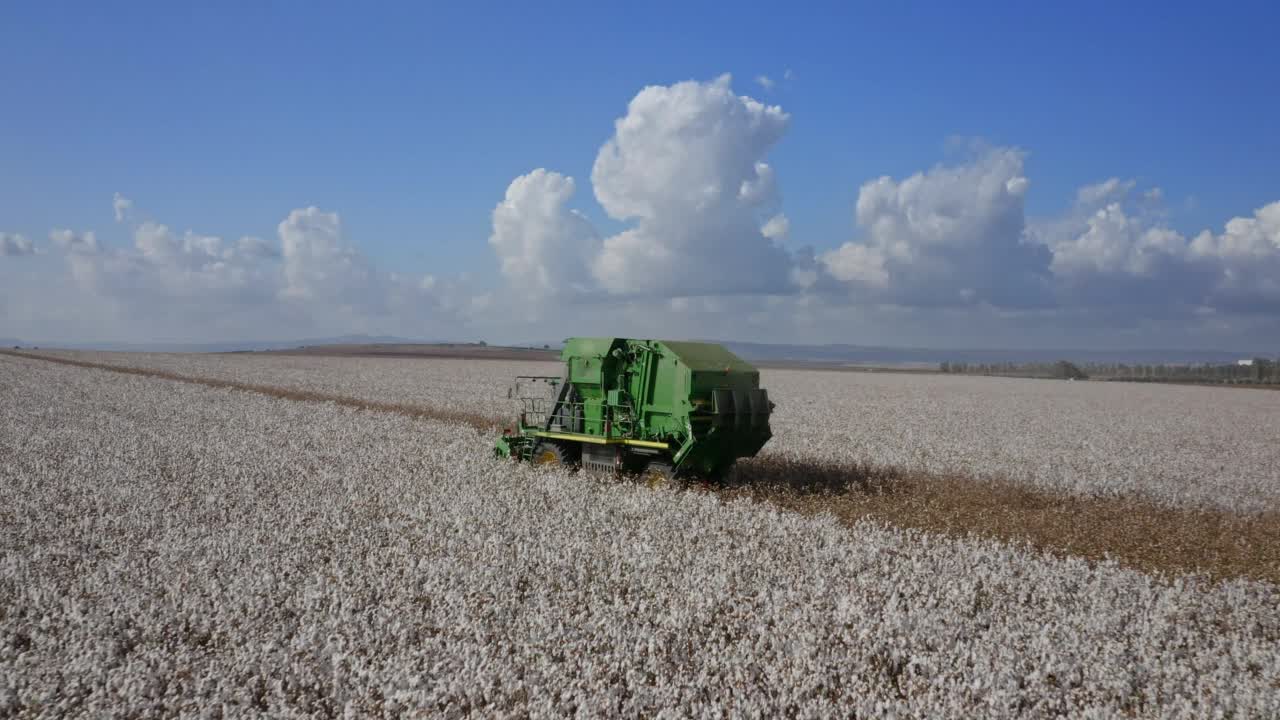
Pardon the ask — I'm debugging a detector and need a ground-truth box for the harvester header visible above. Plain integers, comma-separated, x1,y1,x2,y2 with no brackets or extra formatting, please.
495,338,773,480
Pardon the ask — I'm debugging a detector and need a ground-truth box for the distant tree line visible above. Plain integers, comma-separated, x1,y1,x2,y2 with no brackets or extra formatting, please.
939,357,1280,385
1082,358,1280,385
939,361,1088,380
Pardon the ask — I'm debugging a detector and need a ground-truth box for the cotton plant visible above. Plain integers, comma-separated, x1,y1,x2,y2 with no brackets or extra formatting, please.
1,355,1278,718
45,348,1280,514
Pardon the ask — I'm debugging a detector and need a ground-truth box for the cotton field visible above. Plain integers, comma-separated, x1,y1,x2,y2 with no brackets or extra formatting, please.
2,353,1279,718
43,349,1280,513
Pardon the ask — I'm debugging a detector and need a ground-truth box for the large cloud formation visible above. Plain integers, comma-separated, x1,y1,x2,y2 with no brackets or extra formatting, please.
489,170,599,298
490,74,1280,346
823,147,1051,309
1189,202,1280,312
277,207,378,306
1037,180,1280,312
590,75,793,295
6,74,1280,346
491,75,795,300
16,197,478,341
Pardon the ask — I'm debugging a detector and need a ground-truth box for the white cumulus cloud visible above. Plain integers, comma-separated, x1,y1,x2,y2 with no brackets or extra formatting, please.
113,192,133,223
1035,180,1280,311
488,169,599,298
590,75,794,296
761,214,790,241
491,75,798,300
60,219,274,305
19,196,484,342
0,233,35,257
1189,201,1280,261
1074,177,1134,207
822,146,1051,308
822,243,888,289
278,207,377,306
1188,201,1280,311
50,229,99,254
1049,201,1188,277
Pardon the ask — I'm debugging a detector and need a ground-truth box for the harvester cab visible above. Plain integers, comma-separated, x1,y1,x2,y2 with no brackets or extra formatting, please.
495,338,774,481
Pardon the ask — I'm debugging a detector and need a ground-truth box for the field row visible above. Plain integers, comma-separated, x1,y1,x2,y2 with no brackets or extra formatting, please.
39,350,1280,514
2,354,1278,717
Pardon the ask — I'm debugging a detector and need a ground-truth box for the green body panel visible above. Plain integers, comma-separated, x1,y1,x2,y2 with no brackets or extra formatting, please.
658,341,758,373
497,338,773,479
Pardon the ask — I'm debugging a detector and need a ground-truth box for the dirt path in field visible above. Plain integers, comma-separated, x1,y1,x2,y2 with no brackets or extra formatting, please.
6,349,1278,585
726,458,1280,586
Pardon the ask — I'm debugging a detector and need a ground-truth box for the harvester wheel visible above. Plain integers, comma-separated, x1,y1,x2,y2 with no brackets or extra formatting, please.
531,441,576,468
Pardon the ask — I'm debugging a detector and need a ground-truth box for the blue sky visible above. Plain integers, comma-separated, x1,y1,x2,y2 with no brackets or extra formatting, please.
2,2,1279,349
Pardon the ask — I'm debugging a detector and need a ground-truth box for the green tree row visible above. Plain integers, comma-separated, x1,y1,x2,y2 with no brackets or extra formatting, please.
940,358,1280,384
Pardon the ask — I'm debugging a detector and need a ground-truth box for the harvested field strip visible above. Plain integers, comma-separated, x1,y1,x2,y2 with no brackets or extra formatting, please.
6,349,1278,586
729,459,1280,585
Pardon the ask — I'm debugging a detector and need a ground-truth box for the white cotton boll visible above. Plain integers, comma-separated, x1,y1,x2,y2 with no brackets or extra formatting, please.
1,352,1276,718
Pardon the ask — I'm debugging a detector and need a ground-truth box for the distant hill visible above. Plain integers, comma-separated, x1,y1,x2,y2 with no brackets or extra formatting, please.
6,333,1269,367
719,341,1268,368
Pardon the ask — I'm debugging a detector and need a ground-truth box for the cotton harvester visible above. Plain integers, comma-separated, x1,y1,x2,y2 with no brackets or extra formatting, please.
495,338,773,480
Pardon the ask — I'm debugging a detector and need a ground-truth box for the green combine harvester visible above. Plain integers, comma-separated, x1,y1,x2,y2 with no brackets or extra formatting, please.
495,338,773,480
